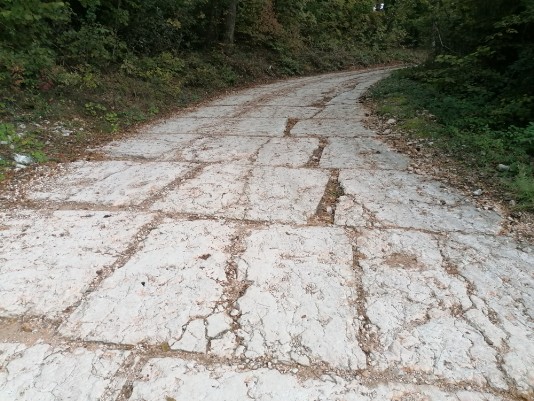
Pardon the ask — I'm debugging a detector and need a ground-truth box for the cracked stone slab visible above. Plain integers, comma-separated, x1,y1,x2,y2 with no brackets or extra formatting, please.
195,117,288,137
27,161,193,206
0,343,128,401
320,137,410,169
255,138,319,167
151,163,248,218
313,105,368,119
326,89,366,105
241,106,321,119
357,229,506,390
336,170,502,234
236,226,367,369
442,234,534,397
153,164,329,223
182,105,239,118
128,358,508,401
207,93,265,106
179,136,269,163
60,219,234,345
263,95,327,107
244,167,329,223
145,117,215,134
97,133,199,159
291,119,376,137
0,210,152,317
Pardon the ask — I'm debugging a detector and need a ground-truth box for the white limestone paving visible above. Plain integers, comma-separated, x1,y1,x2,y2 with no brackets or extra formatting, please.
0,67,532,400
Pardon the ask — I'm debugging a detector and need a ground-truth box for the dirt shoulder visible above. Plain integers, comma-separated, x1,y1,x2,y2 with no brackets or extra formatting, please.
363,99,534,245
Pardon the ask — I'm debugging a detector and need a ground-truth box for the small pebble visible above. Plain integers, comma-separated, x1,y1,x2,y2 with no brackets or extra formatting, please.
497,164,510,172
473,189,483,196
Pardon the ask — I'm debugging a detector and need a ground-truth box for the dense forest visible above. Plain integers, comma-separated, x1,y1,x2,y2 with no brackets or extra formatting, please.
0,0,533,205
0,0,410,90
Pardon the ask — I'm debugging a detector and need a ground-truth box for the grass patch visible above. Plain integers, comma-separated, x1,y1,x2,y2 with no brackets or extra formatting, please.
369,68,534,210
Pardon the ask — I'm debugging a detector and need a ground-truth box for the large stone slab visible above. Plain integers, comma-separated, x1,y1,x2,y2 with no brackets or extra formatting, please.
27,161,193,206
291,119,376,137
60,219,234,346
263,95,325,107
442,234,534,397
179,136,268,163
357,229,506,390
182,105,239,118
197,117,288,137
146,117,214,134
151,163,248,218
255,138,319,167
244,167,329,223
326,89,364,105
291,118,376,138
236,226,367,369
97,133,198,159
153,165,329,224
128,358,507,401
0,210,152,317
320,137,409,169
207,93,264,107
241,106,321,119
336,169,502,233
0,343,128,401
313,105,367,119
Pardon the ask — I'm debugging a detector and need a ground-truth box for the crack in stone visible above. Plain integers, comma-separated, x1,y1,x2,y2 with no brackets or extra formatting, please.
0,322,526,400
349,243,378,366
305,137,328,168
435,239,522,394
283,118,299,137
308,169,342,225
133,164,204,209
60,215,164,323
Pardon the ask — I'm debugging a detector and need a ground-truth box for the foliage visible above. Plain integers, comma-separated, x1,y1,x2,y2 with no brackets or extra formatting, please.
370,71,534,209
0,122,48,166
366,0,534,208
1,0,406,88
0,0,420,178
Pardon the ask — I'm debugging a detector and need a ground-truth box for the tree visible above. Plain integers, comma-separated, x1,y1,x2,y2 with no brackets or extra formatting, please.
224,0,238,44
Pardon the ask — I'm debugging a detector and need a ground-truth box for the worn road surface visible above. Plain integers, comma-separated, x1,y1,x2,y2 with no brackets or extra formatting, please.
1,68,533,401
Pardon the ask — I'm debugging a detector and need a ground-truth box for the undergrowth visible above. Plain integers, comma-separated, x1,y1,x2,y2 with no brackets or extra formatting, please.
369,68,534,210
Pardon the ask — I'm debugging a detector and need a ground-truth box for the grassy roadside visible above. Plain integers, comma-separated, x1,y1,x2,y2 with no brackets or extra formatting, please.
368,68,534,212
0,46,423,181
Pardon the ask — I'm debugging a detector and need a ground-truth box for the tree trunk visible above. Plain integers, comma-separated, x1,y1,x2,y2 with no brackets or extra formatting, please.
224,0,238,44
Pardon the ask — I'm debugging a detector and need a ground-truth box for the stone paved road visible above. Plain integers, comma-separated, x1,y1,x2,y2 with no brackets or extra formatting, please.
1,68,533,401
